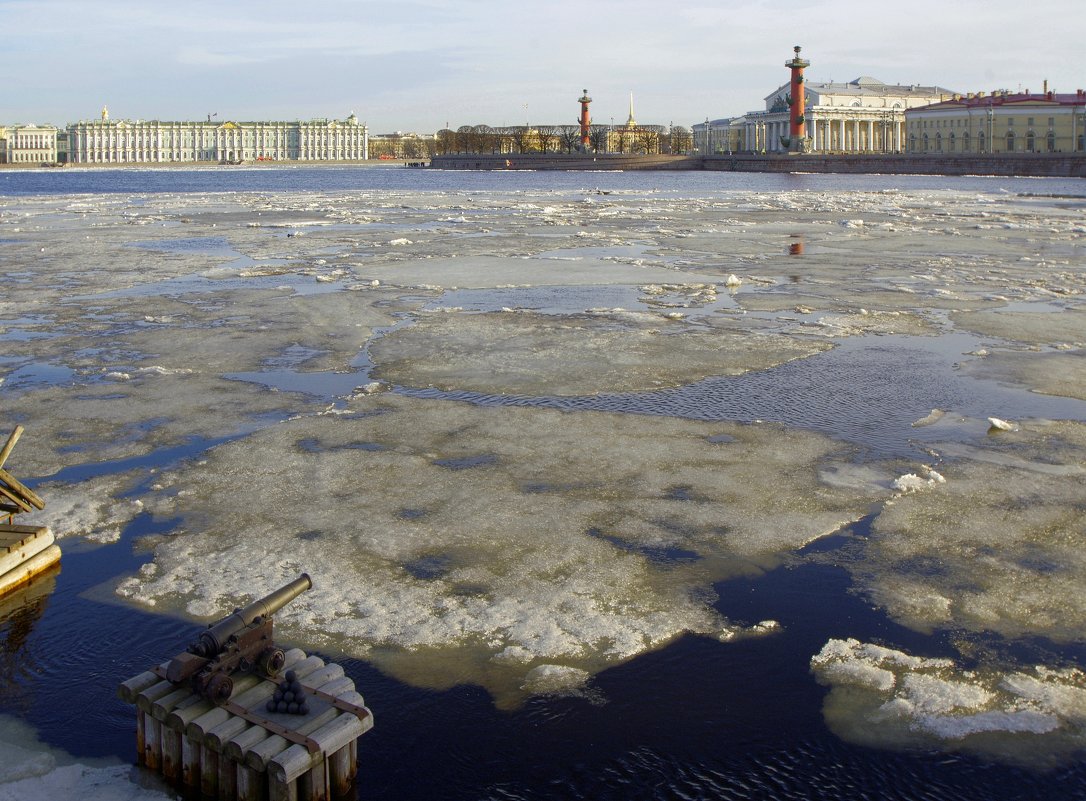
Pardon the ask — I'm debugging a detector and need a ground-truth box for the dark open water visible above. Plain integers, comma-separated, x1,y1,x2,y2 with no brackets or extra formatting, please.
2,167,1086,800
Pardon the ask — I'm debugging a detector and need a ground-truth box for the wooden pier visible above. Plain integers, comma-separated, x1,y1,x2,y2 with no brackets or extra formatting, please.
0,426,59,598
119,647,373,800
0,524,61,597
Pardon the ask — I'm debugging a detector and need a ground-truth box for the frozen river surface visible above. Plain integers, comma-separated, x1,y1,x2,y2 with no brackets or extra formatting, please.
1,167,1086,799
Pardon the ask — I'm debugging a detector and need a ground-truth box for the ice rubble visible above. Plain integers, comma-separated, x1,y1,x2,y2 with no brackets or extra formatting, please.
0,715,175,801
811,638,1086,766
116,393,889,705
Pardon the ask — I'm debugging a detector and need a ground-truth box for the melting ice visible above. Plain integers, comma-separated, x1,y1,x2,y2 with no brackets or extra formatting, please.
3,180,1086,759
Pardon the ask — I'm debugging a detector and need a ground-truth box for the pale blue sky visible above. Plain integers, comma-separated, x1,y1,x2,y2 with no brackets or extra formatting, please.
3,0,1082,133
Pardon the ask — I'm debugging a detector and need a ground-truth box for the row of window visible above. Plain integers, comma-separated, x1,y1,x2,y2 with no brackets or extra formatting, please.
912,131,1086,152
917,116,1057,129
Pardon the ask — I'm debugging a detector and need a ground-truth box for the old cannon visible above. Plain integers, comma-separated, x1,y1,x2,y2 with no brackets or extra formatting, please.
165,573,311,703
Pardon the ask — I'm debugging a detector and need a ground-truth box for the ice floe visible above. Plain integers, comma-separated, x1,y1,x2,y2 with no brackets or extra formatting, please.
811,638,1086,766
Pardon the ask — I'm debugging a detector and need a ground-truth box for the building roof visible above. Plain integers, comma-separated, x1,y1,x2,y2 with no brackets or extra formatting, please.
766,76,956,101
916,89,1086,111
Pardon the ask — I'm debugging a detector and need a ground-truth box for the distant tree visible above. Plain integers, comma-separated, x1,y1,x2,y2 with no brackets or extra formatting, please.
534,125,557,153
368,138,394,159
669,125,693,154
557,125,581,153
437,128,457,154
473,125,496,153
637,126,664,154
511,125,533,154
589,125,609,153
457,125,477,153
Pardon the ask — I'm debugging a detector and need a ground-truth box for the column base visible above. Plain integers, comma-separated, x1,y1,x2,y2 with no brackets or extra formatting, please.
780,136,813,153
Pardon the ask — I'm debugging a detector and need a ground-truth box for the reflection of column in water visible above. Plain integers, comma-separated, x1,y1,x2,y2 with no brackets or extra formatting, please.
789,235,804,255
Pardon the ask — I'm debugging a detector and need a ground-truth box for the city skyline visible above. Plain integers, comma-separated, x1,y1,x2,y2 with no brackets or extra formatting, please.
3,0,1083,133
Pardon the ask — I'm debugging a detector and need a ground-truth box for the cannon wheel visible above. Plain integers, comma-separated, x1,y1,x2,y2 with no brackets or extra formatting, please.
204,671,234,703
257,646,286,677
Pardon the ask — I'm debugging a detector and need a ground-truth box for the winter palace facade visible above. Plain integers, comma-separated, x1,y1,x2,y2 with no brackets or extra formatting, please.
65,108,368,164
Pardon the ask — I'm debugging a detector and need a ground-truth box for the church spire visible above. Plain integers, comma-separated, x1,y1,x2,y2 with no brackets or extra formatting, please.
626,93,636,127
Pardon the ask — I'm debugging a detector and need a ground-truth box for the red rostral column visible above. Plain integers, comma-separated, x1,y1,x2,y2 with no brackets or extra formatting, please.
785,45,810,149
578,89,592,149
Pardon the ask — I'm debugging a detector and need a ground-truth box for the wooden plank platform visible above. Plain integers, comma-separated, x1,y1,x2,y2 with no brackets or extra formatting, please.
0,525,61,599
119,647,373,801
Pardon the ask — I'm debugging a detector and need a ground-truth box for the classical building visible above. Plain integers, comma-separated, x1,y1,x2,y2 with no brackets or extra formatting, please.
66,107,368,164
743,76,956,153
0,123,59,165
905,88,1086,153
693,117,744,155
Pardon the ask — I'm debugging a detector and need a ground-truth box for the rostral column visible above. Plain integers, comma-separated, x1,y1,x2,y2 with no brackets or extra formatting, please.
784,45,811,152
578,90,592,150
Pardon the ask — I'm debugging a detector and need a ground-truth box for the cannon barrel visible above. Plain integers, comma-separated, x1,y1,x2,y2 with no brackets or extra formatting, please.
191,573,311,657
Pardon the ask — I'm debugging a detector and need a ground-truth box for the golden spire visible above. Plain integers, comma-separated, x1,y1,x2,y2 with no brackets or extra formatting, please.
626,93,636,127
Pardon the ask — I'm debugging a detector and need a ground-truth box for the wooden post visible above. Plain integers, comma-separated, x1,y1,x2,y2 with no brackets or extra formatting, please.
135,710,146,766
329,745,353,797
236,765,266,801
218,750,238,801
298,759,328,801
162,725,182,783
146,715,162,772
269,774,300,801
201,744,220,798
181,733,202,789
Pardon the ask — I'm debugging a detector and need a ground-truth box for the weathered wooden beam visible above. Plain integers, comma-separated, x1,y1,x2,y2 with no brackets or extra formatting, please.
0,468,45,510
0,426,23,470
0,484,32,513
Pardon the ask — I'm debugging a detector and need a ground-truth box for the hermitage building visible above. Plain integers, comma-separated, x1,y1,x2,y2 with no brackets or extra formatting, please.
65,107,368,165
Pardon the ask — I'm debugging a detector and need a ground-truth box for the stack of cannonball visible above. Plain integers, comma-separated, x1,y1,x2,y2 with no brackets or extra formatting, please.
266,669,310,715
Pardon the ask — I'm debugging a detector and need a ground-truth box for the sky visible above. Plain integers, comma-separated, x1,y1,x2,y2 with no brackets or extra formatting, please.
3,0,1083,134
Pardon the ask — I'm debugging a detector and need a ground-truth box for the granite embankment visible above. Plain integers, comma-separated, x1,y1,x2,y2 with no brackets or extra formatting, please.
430,152,1086,177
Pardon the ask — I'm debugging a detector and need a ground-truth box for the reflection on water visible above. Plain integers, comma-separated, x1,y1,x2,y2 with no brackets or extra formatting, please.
0,568,59,714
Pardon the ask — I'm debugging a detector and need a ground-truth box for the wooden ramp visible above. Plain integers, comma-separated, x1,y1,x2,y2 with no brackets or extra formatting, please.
119,648,373,801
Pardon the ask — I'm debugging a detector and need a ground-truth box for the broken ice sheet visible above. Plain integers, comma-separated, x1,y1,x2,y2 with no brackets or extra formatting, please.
950,308,1086,349
960,349,1086,402
811,638,1086,768
20,472,144,544
369,309,831,395
117,393,891,706
832,419,1086,643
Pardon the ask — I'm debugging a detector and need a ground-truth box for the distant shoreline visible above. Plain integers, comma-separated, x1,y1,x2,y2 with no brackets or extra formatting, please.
5,153,1085,178
0,159,421,171
429,152,1086,178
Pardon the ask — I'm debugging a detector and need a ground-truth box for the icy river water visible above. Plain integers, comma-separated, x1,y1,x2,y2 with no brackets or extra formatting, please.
1,166,1086,800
